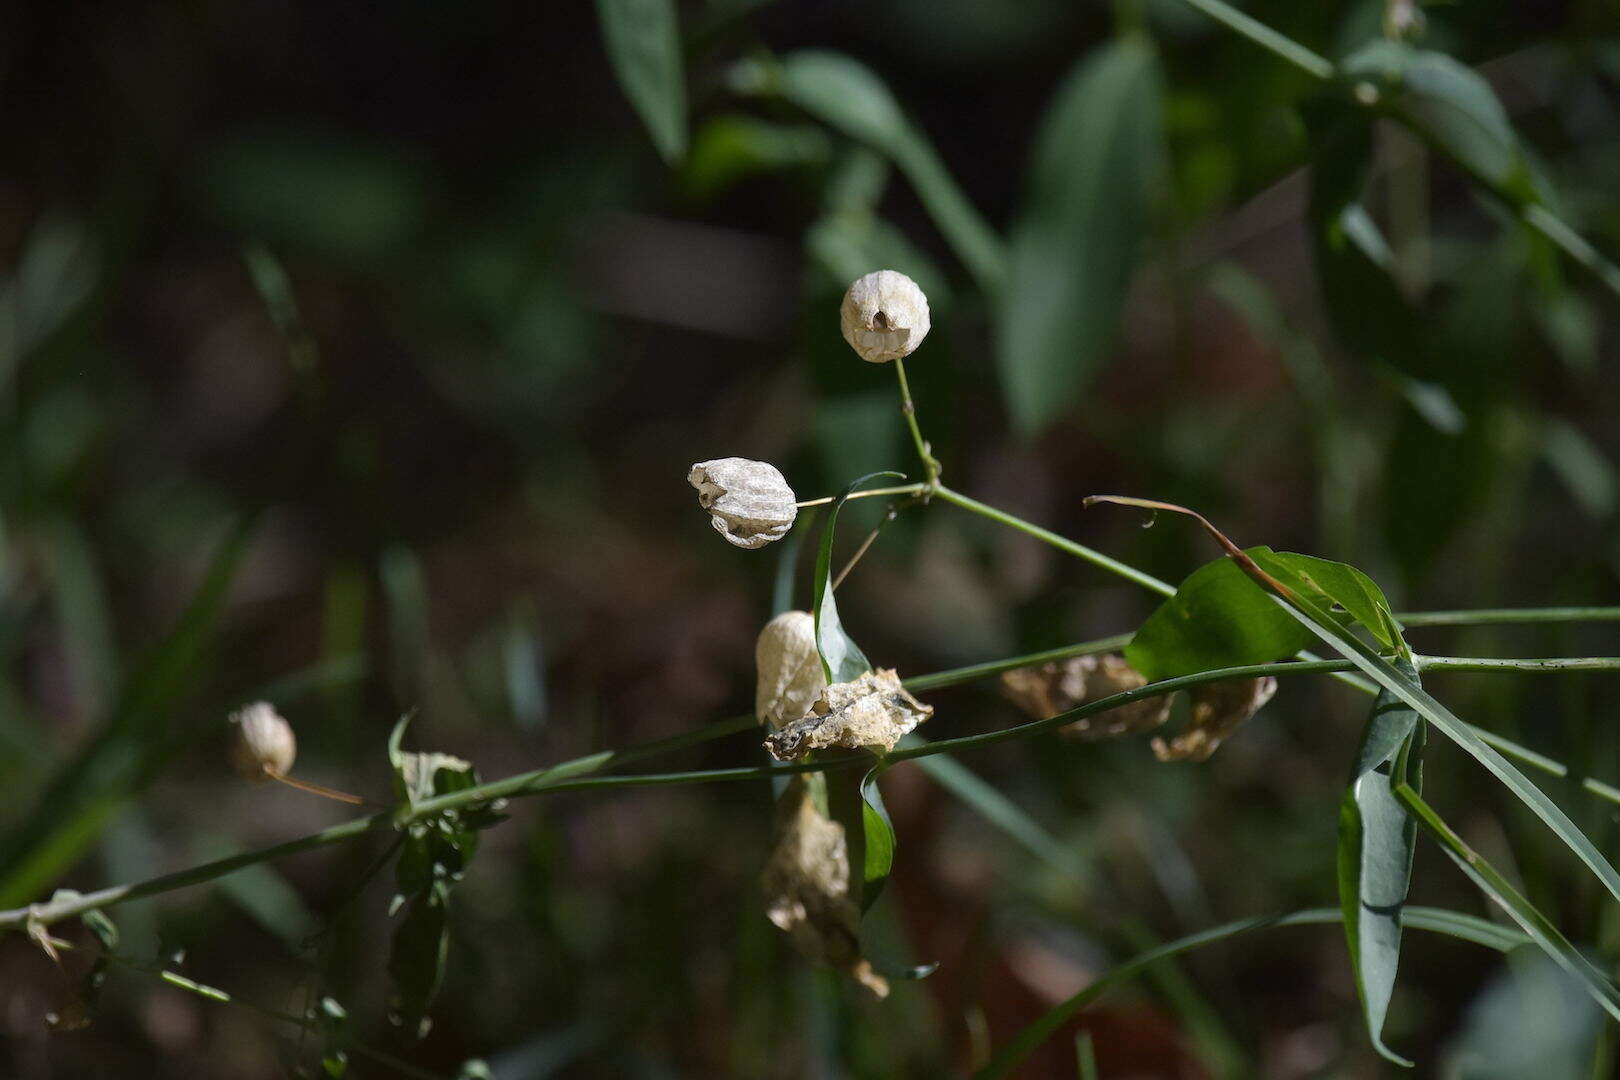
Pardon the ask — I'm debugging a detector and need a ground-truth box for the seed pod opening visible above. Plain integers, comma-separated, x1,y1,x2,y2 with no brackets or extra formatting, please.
688,458,797,549
229,701,297,781
839,270,931,363
755,611,827,729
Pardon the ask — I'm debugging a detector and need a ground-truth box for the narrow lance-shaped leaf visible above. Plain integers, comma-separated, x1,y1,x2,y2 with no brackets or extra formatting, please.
1124,545,1401,682
858,765,894,913
762,51,1005,293
593,0,687,164
998,38,1165,436
1337,659,1422,1067
1393,783,1620,1023
812,471,903,684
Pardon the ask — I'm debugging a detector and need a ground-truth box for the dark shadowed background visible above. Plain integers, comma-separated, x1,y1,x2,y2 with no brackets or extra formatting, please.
3,0,1620,1076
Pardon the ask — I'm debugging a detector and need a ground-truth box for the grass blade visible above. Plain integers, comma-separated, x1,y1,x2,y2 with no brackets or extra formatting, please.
1393,783,1620,1023
974,906,1525,1079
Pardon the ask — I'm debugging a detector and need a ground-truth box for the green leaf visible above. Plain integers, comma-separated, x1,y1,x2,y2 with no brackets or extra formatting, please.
1125,547,1403,681
387,880,451,1039
811,472,902,684
859,765,894,913
997,39,1165,436
973,906,1526,1079
762,51,1004,293
1231,553,1620,911
1125,551,1313,681
1337,664,1422,1067
1301,99,1429,375
1251,550,1404,654
681,115,829,200
1394,783,1620,1023
593,0,686,164
1339,42,1535,205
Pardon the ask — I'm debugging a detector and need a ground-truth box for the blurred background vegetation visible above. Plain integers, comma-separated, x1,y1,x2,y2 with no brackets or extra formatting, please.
3,0,1620,1076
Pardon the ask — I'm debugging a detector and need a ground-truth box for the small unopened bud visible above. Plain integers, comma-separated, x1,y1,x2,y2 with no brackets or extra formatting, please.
755,611,828,729
688,457,797,549
840,270,930,363
230,702,297,781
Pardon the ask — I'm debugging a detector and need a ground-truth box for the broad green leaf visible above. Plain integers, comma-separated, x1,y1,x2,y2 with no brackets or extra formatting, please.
762,51,1004,293
1252,550,1404,654
811,472,902,684
858,765,894,913
973,906,1526,1080
1339,42,1535,205
1337,663,1422,1067
1442,951,1602,1079
1124,551,1314,681
997,39,1165,436
1125,546,1403,681
593,0,687,164
1394,783,1620,1022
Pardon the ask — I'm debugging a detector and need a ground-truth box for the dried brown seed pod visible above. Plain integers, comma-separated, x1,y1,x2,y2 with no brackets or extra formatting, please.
688,458,798,549
761,777,889,998
839,270,931,363
1152,676,1278,762
763,668,932,761
999,653,1170,740
229,701,297,781
755,610,827,730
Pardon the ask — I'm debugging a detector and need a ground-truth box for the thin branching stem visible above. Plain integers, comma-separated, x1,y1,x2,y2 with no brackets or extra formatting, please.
5,651,1618,932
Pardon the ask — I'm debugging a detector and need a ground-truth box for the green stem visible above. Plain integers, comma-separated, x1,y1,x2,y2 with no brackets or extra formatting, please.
1399,606,1620,627
8,651,1617,932
1175,0,1334,80
934,484,1175,596
796,483,925,509
893,357,941,486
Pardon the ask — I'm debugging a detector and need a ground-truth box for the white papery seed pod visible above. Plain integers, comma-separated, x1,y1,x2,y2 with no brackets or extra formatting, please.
230,701,297,781
755,610,827,729
688,458,797,549
839,270,930,363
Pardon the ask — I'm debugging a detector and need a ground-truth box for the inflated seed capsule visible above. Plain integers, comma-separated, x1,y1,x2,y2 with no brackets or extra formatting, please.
229,701,297,781
688,457,797,549
839,270,930,363
755,610,826,729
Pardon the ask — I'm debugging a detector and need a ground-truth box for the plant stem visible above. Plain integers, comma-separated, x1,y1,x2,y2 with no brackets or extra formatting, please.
7,651,1618,932
796,484,925,509
1399,606,1620,627
894,358,941,487
1175,0,1334,81
934,484,1176,596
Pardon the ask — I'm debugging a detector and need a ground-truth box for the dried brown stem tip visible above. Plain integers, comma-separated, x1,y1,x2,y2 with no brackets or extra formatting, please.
839,270,930,363
229,702,297,781
689,458,798,549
